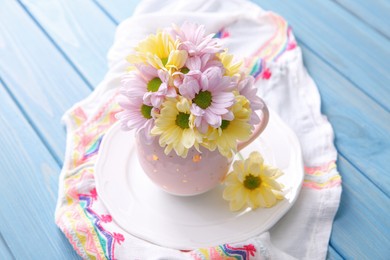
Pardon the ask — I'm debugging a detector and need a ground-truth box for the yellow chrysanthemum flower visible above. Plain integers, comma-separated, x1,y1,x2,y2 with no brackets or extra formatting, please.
223,151,284,211
218,50,243,77
151,97,203,158
127,31,187,72
203,95,252,158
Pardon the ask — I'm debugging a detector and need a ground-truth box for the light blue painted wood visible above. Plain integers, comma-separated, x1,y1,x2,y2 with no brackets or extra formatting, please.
327,244,343,260
19,0,117,87
0,233,14,260
301,45,390,196
94,0,138,24
0,0,91,163
256,0,390,112
0,82,80,259
330,157,390,259
300,45,390,258
0,0,387,259
334,0,390,39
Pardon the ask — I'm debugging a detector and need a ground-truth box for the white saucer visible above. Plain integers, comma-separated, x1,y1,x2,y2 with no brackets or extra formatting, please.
95,109,304,250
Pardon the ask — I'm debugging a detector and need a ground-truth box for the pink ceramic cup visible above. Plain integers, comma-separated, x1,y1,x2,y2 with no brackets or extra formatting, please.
135,105,269,196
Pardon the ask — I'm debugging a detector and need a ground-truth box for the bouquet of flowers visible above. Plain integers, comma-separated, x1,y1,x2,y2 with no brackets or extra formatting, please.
116,22,264,158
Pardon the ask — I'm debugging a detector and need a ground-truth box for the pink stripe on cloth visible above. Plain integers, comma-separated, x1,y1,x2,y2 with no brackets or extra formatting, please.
303,161,342,189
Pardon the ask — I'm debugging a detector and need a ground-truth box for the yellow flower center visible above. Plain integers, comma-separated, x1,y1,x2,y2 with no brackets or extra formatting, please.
193,91,212,109
220,120,230,130
175,112,190,129
243,174,261,190
141,104,153,119
147,77,162,92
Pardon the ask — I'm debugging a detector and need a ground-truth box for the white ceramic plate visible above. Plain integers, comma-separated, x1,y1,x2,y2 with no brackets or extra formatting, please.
95,109,304,250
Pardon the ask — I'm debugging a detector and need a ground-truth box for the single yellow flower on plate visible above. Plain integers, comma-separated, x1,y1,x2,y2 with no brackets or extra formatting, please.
223,151,284,211
218,50,242,77
151,97,202,158
204,95,252,158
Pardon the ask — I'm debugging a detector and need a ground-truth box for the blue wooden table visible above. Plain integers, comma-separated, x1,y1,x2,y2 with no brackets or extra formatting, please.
0,1,389,259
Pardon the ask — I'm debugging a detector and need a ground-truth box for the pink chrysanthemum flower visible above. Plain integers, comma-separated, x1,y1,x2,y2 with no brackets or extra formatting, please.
169,22,223,56
123,64,176,108
237,75,265,125
185,54,223,74
179,66,235,133
141,67,176,108
172,53,223,87
116,95,154,135
121,71,149,100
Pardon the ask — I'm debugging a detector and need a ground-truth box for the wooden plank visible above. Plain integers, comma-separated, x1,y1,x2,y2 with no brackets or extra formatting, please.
18,0,117,87
327,245,343,260
0,0,91,162
0,1,386,258
0,233,14,260
301,44,390,196
255,0,390,112
0,83,80,259
330,157,390,258
94,0,138,24
301,44,389,256
334,0,390,39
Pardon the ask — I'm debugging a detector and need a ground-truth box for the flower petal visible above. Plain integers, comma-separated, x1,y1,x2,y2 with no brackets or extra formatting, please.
181,129,196,148
222,183,241,200
260,186,277,208
186,56,201,71
248,189,261,209
166,50,188,70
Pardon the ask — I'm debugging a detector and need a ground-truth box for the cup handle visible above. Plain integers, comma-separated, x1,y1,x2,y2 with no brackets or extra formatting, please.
237,103,269,151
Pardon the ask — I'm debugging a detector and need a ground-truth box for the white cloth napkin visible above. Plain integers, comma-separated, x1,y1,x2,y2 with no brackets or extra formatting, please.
55,0,341,259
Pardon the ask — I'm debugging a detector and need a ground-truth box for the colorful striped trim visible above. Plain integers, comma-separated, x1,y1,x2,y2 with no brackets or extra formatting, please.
214,27,230,39
57,203,106,260
244,13,297,80
215,13,296,82
57,166,107,259
69,93,121,169
58,162,124,260
191,243,258,260
303,161,342,189
57,214,89,259
79,188,125,260
58,92,124,259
